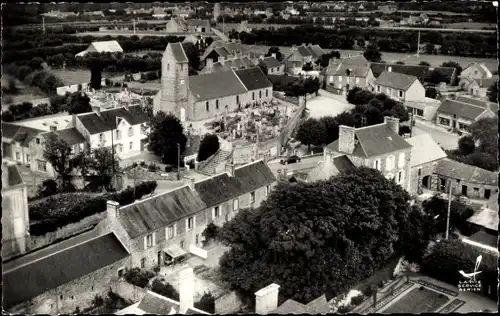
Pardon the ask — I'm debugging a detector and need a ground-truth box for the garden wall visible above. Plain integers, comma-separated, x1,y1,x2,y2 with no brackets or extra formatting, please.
214,291,243,314
111,281,147,304
29,211,106,252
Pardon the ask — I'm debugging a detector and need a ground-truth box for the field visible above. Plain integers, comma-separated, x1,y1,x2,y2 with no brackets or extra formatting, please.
376,26,495,33
51,69,126,86
382,287,450,313
444,22,497,29
76,30,219,39
1,74,48,110
246,45,498,71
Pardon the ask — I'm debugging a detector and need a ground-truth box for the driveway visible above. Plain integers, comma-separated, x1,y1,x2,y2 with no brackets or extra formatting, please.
411,120,459,151
306,92,355,119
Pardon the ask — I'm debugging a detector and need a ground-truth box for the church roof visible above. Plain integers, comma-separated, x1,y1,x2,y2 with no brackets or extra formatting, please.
189,70,247,101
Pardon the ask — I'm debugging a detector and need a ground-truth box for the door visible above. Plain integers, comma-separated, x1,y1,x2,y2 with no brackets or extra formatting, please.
158,251,162,266
484,189,491,199
462,185,468,196
180,107,186,122
422,175,429,189
140,139,145,151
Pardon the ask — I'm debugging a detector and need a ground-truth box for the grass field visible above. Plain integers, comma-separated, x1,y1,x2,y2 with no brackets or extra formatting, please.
247,45,498,71
444,22,496,29
51,69,127,86
383,287,449,313
1,74,48,109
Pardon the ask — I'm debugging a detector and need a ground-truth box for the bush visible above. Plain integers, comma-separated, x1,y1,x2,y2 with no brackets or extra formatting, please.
351,294,364,306
165,165,173,172
362,286,373,297
36,179,60,198
202,223,220,242
148,162,159,172
151,279,180,301
194,292,216,314
124,268,156,288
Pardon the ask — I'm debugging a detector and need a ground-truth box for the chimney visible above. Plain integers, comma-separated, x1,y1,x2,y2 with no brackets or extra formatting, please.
183,176,195,190
178,266,195,313
49,125,57,132
92,106,101,116
106,200,120,222
388,66,392,72
338,125,356,154
271,53,276,58
384,116,400,133
206,58,213,71
225,162,235,176
219,56,225,65
255,283,280,314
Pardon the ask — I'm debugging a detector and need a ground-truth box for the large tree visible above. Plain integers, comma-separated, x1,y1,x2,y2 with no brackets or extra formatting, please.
265,46,283,61
88,146,120,190
363,45,382,62
67,92,92,114
43,134,75,190
295,118,327,150
197,134,220,162
257,60,268,75
147,111,188,165
218,167,418,304
319,116,339,145
486,82,497,103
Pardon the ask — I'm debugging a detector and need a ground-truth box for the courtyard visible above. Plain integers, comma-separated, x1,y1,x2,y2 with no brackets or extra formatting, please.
306,92,355,119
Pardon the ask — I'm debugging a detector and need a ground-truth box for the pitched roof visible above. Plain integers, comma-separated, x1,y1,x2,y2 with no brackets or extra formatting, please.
273,295,330,314
374,71,418,91
214,46,231,58
466,231,498,248
406,134,447,167
188,70,247,101
234,67,273,91
1,122,22,140
2,164,24,187
297,45,312,57
195,160,276,207
188,19,210,27
3,232,129,308
168,42,189,63
90,40,123,53
326,62,371,78
306,295,330,314
307,154,356,182
261,56,282,69
437,99,488,120
434,158,497,186
77,105,148,135
327,123,412,158
137,291,180,314
118,186,207,239
12,125,43,147
41,127,86,146
463,62,492,78
471,77,498,88
467,208,499,232
307,45,325,59
205,57,256,73
370,63,456,84
172,17,188,27
455,95,499,112
201,40,248,61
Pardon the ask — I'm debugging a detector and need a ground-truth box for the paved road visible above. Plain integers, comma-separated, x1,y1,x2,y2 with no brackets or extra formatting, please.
411,120,459,150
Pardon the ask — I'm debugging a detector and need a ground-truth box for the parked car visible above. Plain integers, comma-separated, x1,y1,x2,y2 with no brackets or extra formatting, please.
280,155,301,165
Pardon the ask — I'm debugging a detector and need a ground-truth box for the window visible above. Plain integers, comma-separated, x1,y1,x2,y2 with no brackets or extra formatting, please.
141,258,146,268
37,160,47,172
355,77,359,84
116,130,121,140
118,268,124,278
377,85,380,92
187,216,194,230
15,152,20,160
206,101,209,111
250,191,256,204
388,88,392,95
398,90,403,98
417,168,422,176
398,153,405,168
259,90,262,98
233,198,239,211
26,154,30,163
266,185,270,196
167,63,170,71
60,295,63,300
339,76,342,82
36,138,40,144
167,225,175,239
439,117,451,126
99,133,104,143
416,109,424,117
236,95,240,104
386,155,395,171
141,124,146,134
216,99,219,109
129,142,133,150
458,123,469,131
252,92,255,100
196,234,199,244
373,159,381,171
128,127,133,137
145,233,154,248
398,171,404,183
213,206,220,219
266,89,269,97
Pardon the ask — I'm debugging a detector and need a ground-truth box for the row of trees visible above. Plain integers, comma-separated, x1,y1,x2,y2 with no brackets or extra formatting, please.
229,25,497,57
2,59,65,94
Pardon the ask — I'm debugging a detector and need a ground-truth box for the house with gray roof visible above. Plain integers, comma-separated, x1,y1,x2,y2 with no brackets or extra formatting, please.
284,44,325,73
459,62,494,90
201,55,257,74
260,55,285,75
323,54,374,94
166,17,211,33
435,98,496,132
75,40,123,57
370,63,457,86
467,76,498,99
374,70,426,102
325,116,413,190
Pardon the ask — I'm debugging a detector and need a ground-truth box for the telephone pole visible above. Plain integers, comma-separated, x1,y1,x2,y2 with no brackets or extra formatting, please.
416,31,421,58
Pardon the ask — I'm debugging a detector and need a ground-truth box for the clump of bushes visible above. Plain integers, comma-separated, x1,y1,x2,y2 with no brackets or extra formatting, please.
29,181,157,236
202,223,220,244
151,279,180,301
124,268,156,288
194,292,216,314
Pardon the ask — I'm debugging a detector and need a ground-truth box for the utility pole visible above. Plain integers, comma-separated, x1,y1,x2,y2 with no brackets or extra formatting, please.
445,180,452,240
416,31,420,58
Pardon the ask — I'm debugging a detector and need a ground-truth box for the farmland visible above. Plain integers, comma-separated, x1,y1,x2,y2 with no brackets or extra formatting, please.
51,69,126,86
246,45,498,71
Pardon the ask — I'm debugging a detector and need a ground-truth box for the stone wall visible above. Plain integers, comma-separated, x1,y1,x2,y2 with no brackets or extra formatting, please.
215,291,243,314
111,281,147,304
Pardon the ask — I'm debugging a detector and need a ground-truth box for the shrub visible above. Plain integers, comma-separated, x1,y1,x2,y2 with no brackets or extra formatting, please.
139,161,146,167
337,305,350,313
148,162,158,172
36,179,60,198
202,223,220,242
194,292,216,314
351,294,364,306
124,268,156,288
151,279,180,301
165,165,173,172
362,286,373,297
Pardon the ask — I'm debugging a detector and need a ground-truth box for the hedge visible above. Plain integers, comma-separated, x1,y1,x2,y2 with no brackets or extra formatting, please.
29,180,157,236
151,279,180,301
124,268,156,288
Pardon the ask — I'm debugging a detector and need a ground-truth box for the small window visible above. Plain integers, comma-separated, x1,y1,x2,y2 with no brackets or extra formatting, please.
213,206,220,219
398,171,403,183
141,258,146,268
99,133,104,143
250,191,256,204
167,225,175,239
266,89,269,97
236,95,240,104
196,234,199,244
259,90,262,98
187,216,194,230
167,63,170,71
36,138,40,144
15,152,21,161
377,85,380,92
252,92,255,100
129,142,133,150
206,101,209,111
265,185,270,196
118,268,124,277
399,90,403,98
373,159,380,171
180,240,184,248
417,168,422,176
216,99,219,109
37,160,47,172
233,198,239,211
128,127,133,137
116,130,121,140
71,296,74,300
146,234,154,248
60,295,63,300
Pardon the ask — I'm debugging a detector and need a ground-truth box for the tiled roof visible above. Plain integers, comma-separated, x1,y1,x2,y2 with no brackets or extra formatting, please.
1,122,22,140
188,70,247,101
455,95,499,112
12,126,43,147
201,40,248,61
137,291,180,314
214,46,231,58
326,62,371,78
90,40,123,53
205,57,256,73
77,105,148,135
274,295,330,314
297,46,312,57
234,67,273,91
195,160,275,207
307,45,325,59
307,154,356,182
370,63,456,84
374,71,418,91
188,19,210,27
434,158,497,186
467,208,499,232
467,231,498,248
169,42,189,63
437,99,488,120
118,186,207,239
306,295,330,314
327,123,412,158
471,77,497,88
41,127,86,146
406,134,447,167
172,17,188,27
261,56,282,69
3,232,129,308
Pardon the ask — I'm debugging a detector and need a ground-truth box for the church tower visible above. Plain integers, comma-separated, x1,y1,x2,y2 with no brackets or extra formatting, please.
154,42,189,121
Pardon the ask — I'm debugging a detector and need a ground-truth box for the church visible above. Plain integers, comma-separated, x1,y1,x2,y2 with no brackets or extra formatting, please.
153,42,273,122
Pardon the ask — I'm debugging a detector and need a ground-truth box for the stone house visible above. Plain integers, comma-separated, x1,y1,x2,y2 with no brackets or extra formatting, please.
166,17,211,33
2,122,44,169
405,133,447,196
323,55,375,94
260,55,285,75
2,230,131,314
200,40,257,65
201,56,257,73
154,42,272,122
374,71,426,103
459,63,493,91
284,44,325,72
95,160,276,271
435,98,496,132
324,117,413,191
467,77,498,99
370,63,457,86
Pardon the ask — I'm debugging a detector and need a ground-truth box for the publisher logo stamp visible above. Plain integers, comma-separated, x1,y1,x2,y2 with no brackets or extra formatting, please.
458,255,482,292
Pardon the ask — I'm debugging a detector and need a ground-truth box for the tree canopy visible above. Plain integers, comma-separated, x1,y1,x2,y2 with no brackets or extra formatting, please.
487,82,497,103
218,167,419,304
295,118,327,150
43,134,75,190
265,46,283,61
197,134,220,162
67,92,92,114
363,45,382,62
147,111,187,165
